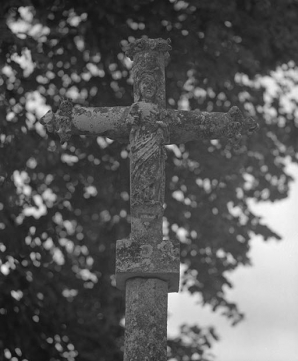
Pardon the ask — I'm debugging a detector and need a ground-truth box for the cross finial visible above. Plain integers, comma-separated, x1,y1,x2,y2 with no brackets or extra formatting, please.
125,37,172,60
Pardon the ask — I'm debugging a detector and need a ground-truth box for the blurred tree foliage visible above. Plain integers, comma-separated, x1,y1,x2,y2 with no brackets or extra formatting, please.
1,0,298,360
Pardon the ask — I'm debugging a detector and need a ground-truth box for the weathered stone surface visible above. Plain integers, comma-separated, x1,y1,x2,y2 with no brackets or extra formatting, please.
166,106,258,146
38,37,259,361
116,234,180,292
124,278,168,361
116,41,181,295
129,101,169,207
125,37,172,61
40,100,130,144
125,37,171,109
40,99,73,144
40,100,258,146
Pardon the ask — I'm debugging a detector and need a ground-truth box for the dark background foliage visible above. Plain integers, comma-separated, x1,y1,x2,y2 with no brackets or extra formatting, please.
1,0,298,360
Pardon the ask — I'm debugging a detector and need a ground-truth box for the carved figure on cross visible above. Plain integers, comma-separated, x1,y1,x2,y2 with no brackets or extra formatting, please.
40,37,258,361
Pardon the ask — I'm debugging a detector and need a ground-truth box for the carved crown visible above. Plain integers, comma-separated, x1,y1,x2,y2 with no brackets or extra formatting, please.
125,37,172,60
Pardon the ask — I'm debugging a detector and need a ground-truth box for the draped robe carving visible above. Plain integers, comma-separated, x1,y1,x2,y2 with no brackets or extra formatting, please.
129,101,169,207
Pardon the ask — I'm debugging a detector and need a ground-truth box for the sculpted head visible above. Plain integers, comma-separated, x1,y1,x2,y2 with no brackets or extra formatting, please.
139,74,157,102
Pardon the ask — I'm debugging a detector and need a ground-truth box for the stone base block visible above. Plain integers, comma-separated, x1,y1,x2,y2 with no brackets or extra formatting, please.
116,237,180,293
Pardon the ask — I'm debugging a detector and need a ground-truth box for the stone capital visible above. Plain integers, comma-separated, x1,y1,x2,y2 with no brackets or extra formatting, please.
125,37,172,60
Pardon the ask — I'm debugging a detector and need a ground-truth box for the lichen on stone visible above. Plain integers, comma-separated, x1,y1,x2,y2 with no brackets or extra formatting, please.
157,240,179,261
140,244,153,257
116,237,132,249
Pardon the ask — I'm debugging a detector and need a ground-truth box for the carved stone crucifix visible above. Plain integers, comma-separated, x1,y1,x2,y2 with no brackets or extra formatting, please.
40,37,258,361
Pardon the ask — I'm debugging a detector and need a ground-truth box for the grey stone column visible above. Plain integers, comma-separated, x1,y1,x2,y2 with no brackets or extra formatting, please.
124,278,168,361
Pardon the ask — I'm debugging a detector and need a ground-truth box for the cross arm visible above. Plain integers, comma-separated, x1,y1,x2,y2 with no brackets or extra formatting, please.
166,106,258,146
40,99,131,144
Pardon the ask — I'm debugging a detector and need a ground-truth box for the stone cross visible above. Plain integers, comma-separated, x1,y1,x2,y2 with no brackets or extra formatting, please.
40,37,258,361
